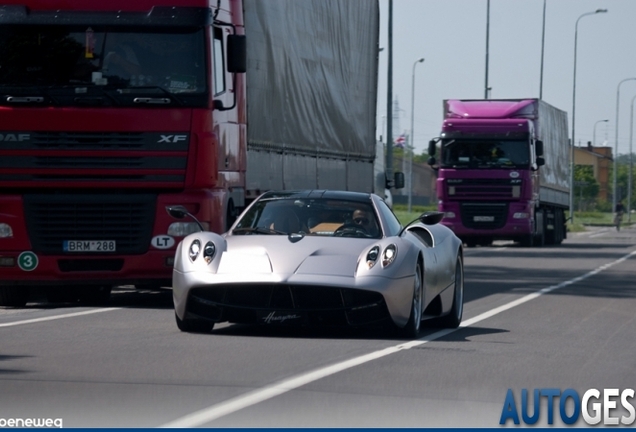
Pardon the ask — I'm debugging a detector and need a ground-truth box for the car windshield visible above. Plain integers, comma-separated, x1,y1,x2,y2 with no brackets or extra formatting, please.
441,139,530,169
232,198,382,239
0,26,207,106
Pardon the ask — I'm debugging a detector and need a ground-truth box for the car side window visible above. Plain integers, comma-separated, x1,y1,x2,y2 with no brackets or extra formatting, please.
377,200,401,237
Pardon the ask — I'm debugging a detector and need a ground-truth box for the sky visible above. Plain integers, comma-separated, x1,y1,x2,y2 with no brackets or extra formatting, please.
376,0,636,157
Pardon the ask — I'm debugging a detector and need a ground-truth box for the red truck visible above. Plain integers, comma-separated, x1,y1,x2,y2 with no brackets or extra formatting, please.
0,0,383,306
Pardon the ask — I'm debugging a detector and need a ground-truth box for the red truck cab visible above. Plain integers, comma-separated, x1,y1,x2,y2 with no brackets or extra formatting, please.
0,0,246,305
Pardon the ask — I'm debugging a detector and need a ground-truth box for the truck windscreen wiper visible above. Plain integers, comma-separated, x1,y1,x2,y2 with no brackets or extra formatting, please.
117,86,184,106
5,95,44,104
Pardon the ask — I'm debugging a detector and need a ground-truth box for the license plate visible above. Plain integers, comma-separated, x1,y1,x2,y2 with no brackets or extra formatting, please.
473,216,494,222
63,240,116,252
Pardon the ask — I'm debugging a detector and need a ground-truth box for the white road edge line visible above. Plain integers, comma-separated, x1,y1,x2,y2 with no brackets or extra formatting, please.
161,248,636,428
0,307,122,328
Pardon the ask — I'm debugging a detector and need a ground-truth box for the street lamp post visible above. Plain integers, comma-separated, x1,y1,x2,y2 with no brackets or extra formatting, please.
408,57,425,213
629,95,636,222
593,119,609,146
539,0,546,100
570,9,607,223
484,0,490,99
613,77,636,214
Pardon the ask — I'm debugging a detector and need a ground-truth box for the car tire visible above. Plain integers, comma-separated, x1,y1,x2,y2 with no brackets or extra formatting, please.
438,256,464,328
399,262,423,339
175,312,214,333
0,286,29,307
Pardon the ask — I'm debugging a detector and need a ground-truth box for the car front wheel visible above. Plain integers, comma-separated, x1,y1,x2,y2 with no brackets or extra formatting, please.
175,312,214,334
438,256,464,328
398,262,423,339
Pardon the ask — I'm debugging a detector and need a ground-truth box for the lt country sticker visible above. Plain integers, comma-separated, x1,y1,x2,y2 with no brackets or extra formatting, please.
151,235,175,250
18,251,38,271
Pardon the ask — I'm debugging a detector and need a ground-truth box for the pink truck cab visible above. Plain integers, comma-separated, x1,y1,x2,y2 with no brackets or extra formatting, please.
428,99,570,248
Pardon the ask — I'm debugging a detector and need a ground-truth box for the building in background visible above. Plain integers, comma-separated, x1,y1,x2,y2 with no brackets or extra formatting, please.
574,143,613,202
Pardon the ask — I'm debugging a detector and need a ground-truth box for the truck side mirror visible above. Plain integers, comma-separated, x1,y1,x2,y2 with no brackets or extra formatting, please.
427,156,436,166
393,171,405,189
227,35,247,73
536,157,545,167
535,140,544,156
428,139,437,156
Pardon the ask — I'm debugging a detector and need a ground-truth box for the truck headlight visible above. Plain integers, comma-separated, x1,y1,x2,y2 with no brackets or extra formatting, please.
382,244,397,267
513,212,530,219
168,222,210,237
445,212,456,219
0,223,13,238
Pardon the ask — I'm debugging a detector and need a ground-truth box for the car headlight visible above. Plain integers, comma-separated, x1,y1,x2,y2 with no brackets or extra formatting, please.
366,245,380,268
0,223,13,238
189,239,201,261
513,212,530,219
203,241,216,264
382,244,397,267
168,222,210,237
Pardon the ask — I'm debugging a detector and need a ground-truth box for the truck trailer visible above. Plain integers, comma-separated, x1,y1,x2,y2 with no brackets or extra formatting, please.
427,99,570,247
0,0,385,306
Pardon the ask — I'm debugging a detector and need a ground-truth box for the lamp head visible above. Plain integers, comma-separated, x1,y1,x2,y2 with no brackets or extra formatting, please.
417,58,425,63
595,8,608,13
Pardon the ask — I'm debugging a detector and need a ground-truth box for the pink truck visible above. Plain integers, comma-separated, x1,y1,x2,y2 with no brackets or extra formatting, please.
427,99,570,247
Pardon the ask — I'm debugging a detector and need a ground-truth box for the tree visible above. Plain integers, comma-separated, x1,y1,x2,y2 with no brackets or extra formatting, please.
573,165,599,211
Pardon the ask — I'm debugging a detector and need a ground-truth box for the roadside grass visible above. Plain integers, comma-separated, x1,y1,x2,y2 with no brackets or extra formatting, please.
393,206,632,232
393,204,438,226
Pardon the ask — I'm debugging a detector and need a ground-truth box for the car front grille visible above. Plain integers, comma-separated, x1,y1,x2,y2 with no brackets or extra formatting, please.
188,284,390,327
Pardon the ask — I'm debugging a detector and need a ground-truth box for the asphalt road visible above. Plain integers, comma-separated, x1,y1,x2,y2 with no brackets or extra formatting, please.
1,225,635,428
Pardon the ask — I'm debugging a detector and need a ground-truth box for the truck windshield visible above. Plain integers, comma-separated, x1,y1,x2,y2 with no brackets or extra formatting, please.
441,139,530,169
0,26,207,106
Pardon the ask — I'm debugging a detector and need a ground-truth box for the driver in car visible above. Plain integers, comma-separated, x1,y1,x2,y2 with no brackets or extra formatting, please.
351,208,380,237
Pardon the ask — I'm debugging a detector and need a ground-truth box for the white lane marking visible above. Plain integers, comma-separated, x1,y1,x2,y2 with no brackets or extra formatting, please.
161,249,636,428
0,308,122,328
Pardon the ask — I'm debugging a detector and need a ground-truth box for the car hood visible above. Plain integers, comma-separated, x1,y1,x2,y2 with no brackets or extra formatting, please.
222,235,377,276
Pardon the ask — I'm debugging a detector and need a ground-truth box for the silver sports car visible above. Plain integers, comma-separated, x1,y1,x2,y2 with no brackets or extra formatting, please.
171,190,464,338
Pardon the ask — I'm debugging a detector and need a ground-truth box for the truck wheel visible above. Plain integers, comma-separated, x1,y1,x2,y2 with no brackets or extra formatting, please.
46,287,78,304
0,286,29,307
519,235,533,247
77,286,112,305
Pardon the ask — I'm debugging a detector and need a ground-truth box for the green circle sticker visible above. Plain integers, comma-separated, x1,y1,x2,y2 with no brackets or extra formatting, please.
18,251,38,271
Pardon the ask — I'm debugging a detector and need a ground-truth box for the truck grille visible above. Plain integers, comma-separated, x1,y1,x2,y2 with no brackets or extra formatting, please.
448,178,522,200
23,194,156,254
0,131,188,186
460,202,508,229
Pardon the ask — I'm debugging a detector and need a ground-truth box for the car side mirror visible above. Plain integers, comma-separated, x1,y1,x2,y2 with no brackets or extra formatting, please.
419,211,445,225
227,35,247,73
167,205,188,219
